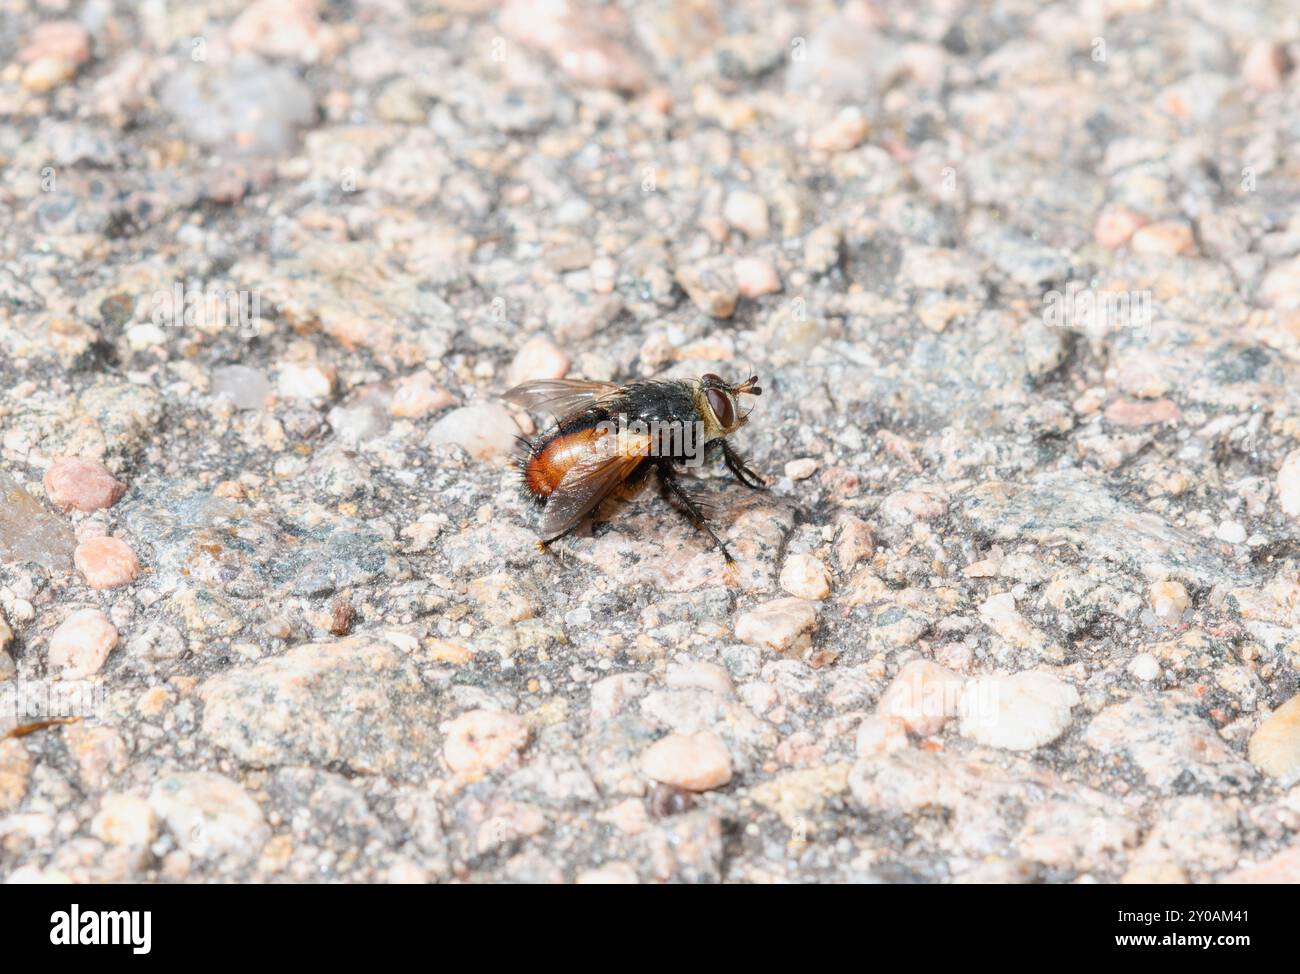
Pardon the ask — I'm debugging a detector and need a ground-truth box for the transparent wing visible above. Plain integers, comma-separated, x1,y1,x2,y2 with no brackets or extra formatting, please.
539,432,651,540
503,379,622,420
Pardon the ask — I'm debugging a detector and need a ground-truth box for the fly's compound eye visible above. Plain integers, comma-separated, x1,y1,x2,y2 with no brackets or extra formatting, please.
702,372,723,385
706,387,735,428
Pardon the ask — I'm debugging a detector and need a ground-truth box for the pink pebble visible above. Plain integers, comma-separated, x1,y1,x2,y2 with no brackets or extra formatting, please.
1094,207,1148,250
43,458,126,513
48,608,119,678
74,536,141,590
733,258,783,298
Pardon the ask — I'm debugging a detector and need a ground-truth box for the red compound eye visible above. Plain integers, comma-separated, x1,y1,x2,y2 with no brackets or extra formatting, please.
706,387,735,428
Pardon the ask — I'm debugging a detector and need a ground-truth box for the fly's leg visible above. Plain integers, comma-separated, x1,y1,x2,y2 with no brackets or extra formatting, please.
722,441,768,489
658,464,735,565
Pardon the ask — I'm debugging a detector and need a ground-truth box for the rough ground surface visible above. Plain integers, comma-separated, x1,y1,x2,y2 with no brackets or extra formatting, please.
3,0,1300,884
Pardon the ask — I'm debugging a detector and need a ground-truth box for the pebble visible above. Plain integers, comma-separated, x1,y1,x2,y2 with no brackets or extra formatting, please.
804,224,843,274
733,258,782,298
499,0,645,92
48,609,119,679
1094,206,1149,250
149,772,269,862
1130,221,1195,256
507,336,570,387
833,515,876,569
1216,520,1247,544
1148,580,1190,622
640,731,733,791
229,0,338,62
783,458,817,480
810,111,871,154
277,361,335,400
428,404,520,461
17,20,91,92
43,458,126,513
1242,41,1289,91
74,536,140,590
443,709,530,776
1278,449,1300,516
734,598,817,653
675,261,739,318
723,190,770,238
959,671,1078,751
665,661,733,696
779,552,831,600
1103,398,1181,428
1128,654,1162,682
855,715,910,756
390,371,455,419
1248,694,1300,778
877,660,966,736
92,793,158,849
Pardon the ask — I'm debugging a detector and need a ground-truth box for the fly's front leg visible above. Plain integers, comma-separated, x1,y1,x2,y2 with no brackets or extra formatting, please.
658,463,735,565
722,441,768,489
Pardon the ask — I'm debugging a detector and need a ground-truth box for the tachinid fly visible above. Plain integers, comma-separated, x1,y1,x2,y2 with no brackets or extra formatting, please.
504,373,766,564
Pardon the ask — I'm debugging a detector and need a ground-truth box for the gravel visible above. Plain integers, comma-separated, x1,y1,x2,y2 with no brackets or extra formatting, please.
2,0,1300,884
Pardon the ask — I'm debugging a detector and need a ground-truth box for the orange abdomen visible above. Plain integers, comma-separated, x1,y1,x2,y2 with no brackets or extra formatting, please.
523,427,602,497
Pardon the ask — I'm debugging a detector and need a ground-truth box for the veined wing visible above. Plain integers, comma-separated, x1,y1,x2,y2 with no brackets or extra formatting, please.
503,378,622,420
539,430,652,540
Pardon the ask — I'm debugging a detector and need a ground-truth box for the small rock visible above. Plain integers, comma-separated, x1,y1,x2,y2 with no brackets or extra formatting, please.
18,20,92,66
508,336,570,387
804,224,843,274
74,536,141,590
810,110,871,153
1130,222,1195,256
641,731,733,791
1278,449,1300,516
675,261,739,318
855,715,910,756
17,21,91,92
429,404,520,461
665,661,733,696
1103,398,1181,428
277,360,336,400
1149,580,1190,622
1242,40,1289,91
1216,520,1247,544
734,598,817,653
880,487,948,524
1248,694,1300,778
959,671,1078,751
779,552,831,600
877,660,965,736
1128,653,1162,682
92,794,157,848
783,457,817,480
43,458,126,513
723,190,770,238
834,514,876,569
149,772,269,862
48,609,119,679
390,371,455,419
22,56,79,92
230,0,339,62
443,709,530,776
733,258,782,298
1094,206,1148,250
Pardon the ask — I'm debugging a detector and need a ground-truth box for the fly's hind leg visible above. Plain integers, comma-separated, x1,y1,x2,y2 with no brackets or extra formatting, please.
722,441,768,489
658,463,736,566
